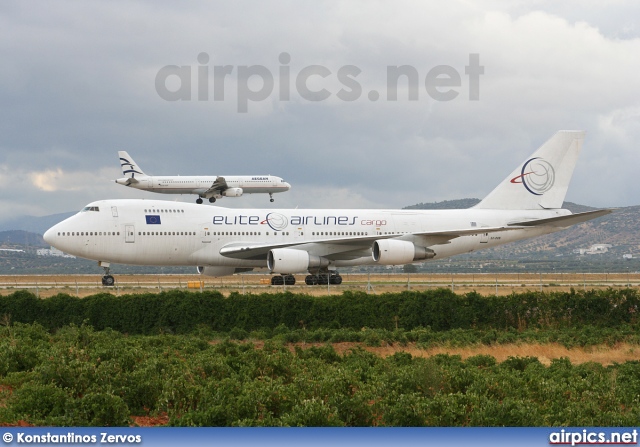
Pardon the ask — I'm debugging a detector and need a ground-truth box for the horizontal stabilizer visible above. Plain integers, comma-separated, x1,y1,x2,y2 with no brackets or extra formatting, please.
508,209,613,227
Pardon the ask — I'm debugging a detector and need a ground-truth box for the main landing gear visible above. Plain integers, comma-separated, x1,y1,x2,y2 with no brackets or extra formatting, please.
196,197,216,204
270,271,343,286
101,264,115,287
305,271,342,285
269,193,274,203
271,274,296,285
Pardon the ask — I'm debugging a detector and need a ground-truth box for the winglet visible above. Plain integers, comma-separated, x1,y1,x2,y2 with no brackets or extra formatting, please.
475,131,585,210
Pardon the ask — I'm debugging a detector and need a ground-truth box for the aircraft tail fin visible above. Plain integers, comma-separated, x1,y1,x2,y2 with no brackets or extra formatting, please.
118,151,146,178
474,130,585,210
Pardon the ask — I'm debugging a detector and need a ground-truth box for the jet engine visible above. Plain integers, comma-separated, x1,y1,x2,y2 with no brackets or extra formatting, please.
197,266,252,277
222,188,243,197
267,248,329,273
372,240,435,265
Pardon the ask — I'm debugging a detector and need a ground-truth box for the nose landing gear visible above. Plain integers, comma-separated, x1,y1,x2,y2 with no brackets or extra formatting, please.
100,263,115,287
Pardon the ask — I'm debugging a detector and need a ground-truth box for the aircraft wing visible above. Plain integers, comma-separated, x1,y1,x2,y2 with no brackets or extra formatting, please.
219,225,524,261
508,209,613,227
219,210,613,261
203,176,228,195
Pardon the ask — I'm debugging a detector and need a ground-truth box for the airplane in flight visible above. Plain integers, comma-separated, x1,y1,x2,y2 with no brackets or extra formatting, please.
46,131,611,287
115,151,291,204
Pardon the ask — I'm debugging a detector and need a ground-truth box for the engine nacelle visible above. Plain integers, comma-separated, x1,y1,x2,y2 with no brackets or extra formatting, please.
372,240,435,265
197,266,252,277
222,187,243,197
267,248,329,273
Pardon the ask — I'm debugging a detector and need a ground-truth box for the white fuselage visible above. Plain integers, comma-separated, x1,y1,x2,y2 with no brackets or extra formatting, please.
116,175,290,198
43,199,570,272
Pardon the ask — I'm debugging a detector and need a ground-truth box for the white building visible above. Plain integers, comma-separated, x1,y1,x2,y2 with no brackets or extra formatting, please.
573,244,613,255
36,247,76,258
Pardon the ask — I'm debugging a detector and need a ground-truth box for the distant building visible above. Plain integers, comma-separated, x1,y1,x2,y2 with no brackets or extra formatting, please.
573,244,612,255
36,247,76,258
0,248,25,253
623,254,633,260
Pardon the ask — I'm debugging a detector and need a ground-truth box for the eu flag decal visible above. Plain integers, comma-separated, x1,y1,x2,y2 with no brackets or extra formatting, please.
145,215,161,225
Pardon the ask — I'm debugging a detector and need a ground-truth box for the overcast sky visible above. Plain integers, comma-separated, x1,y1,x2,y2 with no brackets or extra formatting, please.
1,0,639,221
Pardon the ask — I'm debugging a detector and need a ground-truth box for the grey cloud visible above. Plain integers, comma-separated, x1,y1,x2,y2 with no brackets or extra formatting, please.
0,0,638,222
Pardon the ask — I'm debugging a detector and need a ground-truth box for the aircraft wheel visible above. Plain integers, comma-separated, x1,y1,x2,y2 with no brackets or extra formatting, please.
305,275,318,285
270,198,274,202
196,198,203,204
209,197,216,203
271,276,284,286
284,274,296,285
317,274,329,285
102,275,115,287
331,275,342,285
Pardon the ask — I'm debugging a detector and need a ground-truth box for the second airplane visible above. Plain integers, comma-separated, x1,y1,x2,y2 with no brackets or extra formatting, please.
115,151,291,204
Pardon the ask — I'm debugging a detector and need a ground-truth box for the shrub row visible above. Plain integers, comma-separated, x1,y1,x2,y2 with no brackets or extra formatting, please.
1,288,639,334
1,323,640,426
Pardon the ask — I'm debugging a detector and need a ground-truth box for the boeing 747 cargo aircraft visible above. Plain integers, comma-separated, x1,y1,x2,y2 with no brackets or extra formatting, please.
47,131,610,286
115,151,291,204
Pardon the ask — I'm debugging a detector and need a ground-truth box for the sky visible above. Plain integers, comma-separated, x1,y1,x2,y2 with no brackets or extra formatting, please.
1,0,639,221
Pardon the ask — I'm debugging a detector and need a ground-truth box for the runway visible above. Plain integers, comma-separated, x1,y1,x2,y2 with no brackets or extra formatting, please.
1,272,637,298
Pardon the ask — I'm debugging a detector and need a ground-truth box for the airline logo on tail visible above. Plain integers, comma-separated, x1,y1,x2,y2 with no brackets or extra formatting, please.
120,157,144,177
510,157,555,196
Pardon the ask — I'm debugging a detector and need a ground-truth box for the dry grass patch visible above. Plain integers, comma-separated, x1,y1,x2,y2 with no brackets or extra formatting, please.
254,341,640,366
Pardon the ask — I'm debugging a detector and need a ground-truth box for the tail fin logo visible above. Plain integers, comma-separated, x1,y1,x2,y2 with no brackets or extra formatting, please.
120,158,143,177
509,157,555,196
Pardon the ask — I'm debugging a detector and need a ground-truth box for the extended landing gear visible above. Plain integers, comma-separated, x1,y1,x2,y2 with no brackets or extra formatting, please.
100,264,115,287
271,274,296,285
102,276,115,286
305,271,342,285
196,198,203,204
269,193,274,203
209,197,216,203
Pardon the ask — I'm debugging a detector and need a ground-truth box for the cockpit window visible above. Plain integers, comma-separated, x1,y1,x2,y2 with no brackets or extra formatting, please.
81,206,100,212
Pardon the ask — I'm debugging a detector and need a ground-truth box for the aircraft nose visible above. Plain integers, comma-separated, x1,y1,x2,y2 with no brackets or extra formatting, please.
43,226,55,245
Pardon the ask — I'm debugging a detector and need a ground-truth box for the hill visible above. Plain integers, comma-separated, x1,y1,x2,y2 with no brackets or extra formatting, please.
0,212,75,235
402,199,638,262
0,230,48,248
